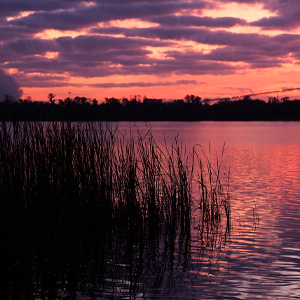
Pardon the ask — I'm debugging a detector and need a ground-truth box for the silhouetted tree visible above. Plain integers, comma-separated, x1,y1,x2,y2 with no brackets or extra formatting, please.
64,97,72,104
184,94,191,103
74,96,81,104
282,96,289,102
105,97,120,105
121,97,129,105
4,94,14,103
1,93,300,121
193,96,201,105
243,95,252,101
81,97,87,104
268,96,278,104
25,96,32,103
48,93,56,104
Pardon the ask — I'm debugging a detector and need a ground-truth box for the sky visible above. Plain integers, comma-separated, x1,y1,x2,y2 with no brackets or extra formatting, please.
1,0,300,102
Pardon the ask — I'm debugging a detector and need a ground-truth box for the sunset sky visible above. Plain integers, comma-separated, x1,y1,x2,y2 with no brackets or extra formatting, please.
1,0,300,102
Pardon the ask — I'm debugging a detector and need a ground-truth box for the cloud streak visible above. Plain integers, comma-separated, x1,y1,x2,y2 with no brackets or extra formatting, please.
88,80,200,88
148,15,247,28
9,2,210,31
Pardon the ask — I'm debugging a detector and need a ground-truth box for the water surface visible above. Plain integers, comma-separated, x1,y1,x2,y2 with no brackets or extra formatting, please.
114,121,300,299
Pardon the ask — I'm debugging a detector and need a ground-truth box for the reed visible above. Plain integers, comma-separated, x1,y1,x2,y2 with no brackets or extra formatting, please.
0,121,230,299
192,143,231,250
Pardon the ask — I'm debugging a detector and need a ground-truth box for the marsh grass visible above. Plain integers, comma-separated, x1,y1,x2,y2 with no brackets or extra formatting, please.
191,143,231,257
0,121,230,299
193,144,230,227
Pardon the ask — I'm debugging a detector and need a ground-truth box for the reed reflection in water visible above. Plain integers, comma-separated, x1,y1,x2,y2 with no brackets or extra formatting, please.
0,121,230,299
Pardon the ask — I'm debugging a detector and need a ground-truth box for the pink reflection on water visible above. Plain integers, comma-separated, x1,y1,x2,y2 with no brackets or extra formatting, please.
114,121,300,299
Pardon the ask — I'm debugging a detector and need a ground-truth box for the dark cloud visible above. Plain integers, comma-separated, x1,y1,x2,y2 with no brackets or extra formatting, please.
166,48,285,68
20,81,72,88
0,34,171,63
4,58,73,75
91,0,208,4
218,0,300,14
148,15,247,28
262,0,300,14
1,0,207,18
0,25,40,42
0,38,58,64
249,61,283,69
91,26,276,47
11,79,200,89
250,12,300,30
3,28,300,80
0,35,171,69
193,40,296,67
91,26,300,66
2,38,57,56
217,0,263,4
122,59,237,76
0,0,84,18
221,0,300,30
4,52,237,78
88,80,199,88
1,0,299,91
0,69,23,100
3,35,238,77
9,2,209,31
13,73,70,88
56,35,171,52
273,34,300,44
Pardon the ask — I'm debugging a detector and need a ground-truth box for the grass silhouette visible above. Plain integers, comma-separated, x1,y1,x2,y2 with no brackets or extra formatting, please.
0,121,230,299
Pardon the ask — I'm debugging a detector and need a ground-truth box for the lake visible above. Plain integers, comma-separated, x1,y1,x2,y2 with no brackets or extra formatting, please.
2,121,300,299
113,121,300,299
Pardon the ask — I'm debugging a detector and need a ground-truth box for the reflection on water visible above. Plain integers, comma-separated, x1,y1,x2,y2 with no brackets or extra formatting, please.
2,121,300,299
115,121,300,299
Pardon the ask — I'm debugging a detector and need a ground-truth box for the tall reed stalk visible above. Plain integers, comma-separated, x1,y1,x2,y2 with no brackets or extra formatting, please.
192,144,231,252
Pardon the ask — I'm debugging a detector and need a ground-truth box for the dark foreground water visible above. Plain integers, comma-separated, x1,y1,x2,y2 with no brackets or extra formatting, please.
113,121,300,299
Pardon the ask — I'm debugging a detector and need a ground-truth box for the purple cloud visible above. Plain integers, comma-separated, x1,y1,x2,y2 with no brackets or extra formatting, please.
3,27,300,79
263,0,300,14
0,25,40,42
0,69,23,100
250,12,300,30
91,26,282,47
166,48,285,68
0,0,80,17
0,35,171,67
9,2,209,31
1,0,299,92
88,80,199,88
13,73,70,88
148,15,247,28
4,51,237,78
219,0,300,30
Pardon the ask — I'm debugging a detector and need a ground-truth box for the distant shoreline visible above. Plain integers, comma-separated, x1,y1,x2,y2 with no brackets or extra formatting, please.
1,97,300,121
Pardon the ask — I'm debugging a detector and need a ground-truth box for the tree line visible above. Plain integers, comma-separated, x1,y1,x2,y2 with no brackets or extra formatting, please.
0,93,300,121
